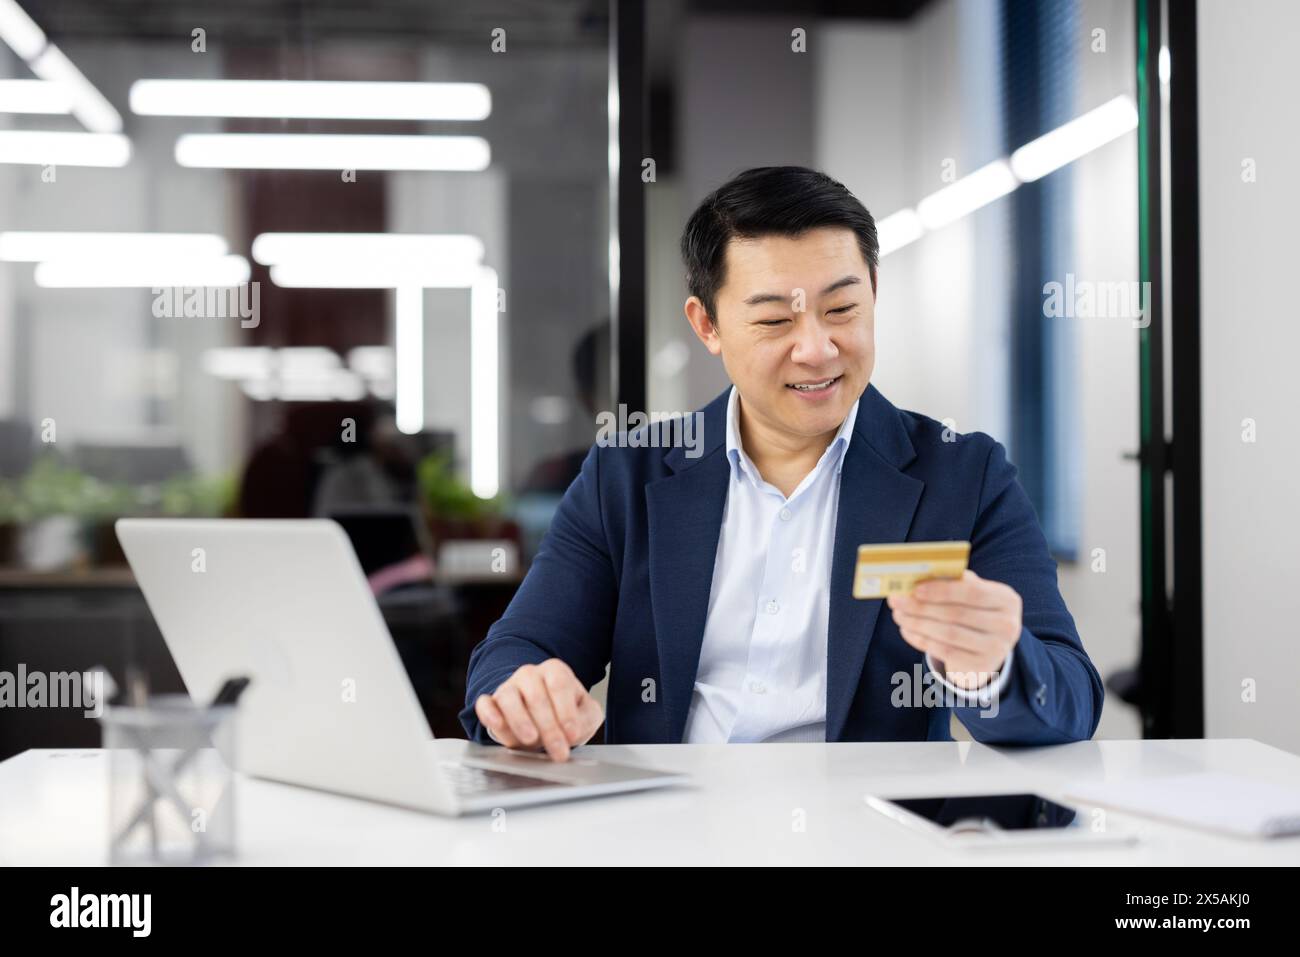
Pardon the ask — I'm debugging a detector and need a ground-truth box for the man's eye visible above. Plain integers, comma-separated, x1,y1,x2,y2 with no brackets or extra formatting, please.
758,318,790,327
828,304,857,315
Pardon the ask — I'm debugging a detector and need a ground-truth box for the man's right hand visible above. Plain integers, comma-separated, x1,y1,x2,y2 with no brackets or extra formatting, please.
473,659,604,761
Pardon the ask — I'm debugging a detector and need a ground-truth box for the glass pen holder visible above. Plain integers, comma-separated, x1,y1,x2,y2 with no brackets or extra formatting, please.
99,694,238,865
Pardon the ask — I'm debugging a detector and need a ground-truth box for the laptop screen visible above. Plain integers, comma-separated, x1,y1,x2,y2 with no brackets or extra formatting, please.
327,509,430,578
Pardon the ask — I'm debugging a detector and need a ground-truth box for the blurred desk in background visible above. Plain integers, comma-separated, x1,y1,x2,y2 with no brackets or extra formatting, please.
0,568,522,757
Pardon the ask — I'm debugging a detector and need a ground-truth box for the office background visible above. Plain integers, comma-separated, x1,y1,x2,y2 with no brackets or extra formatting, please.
0,0,1293,758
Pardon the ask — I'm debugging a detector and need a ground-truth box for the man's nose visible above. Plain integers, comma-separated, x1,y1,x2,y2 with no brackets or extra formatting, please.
790,317,839,366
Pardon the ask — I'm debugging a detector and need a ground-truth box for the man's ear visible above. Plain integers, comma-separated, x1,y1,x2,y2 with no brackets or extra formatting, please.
684,296,723,356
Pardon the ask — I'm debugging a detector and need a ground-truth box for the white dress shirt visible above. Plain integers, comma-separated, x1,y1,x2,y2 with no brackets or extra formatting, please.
682,386,1012,744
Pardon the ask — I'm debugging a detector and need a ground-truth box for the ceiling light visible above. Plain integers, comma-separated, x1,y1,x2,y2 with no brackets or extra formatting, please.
1009,95,1139,184
0,130,130,166
917,160,1018,230
174,133,490,171
131,79,491,121
0,78,72,114
0,231,227,261
34,255,250,288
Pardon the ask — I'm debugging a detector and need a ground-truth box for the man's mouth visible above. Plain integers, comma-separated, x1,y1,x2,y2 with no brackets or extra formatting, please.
786,375,842,393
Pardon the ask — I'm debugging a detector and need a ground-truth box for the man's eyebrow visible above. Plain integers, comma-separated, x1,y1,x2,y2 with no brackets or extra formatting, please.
741,291,788,306
821,275,862,296
741,274,862,307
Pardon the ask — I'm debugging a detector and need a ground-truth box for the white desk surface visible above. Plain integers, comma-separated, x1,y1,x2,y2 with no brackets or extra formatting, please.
3,738,1299,866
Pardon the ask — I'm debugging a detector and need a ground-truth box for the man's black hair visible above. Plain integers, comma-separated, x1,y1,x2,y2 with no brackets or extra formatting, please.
680,166,879,324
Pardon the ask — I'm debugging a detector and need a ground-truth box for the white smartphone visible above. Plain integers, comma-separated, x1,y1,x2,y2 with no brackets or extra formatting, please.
865,792,1140,850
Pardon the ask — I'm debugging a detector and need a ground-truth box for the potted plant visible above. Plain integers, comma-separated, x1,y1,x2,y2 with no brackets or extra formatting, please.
9,457,100,570
86,472,234,565
416,451,513,544
417,452,522,581
0,477,23,565
0,456,236,570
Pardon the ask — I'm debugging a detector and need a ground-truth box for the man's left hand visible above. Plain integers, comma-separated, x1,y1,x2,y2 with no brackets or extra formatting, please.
887,569,1022,690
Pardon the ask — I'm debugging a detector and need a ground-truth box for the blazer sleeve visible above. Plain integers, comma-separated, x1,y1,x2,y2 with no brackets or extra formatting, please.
952,439,1105,744
458,445,618,743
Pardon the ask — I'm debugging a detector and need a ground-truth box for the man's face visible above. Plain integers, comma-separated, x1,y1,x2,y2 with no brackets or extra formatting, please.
686,226,876,441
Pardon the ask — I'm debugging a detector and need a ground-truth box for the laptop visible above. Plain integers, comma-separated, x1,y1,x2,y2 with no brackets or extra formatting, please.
115,518,688,816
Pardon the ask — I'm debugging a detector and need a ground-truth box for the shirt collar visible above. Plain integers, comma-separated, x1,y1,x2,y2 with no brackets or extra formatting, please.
724,385,859,487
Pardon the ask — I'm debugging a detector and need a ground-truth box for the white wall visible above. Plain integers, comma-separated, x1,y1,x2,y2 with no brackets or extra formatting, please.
814,0,1142,739
818,1,1009,441
645,175,691,417
1198,0,1300,755
651,16,817,413
1054,0,1142,741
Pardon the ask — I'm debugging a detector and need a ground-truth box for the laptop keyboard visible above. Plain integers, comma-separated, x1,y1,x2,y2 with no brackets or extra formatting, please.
438,761,565,796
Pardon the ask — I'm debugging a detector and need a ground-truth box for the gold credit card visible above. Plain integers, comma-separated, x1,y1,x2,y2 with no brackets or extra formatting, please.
852,541,971,599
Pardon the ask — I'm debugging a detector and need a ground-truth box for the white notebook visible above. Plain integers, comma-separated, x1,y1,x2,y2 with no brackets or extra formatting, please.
1066,772,1300,839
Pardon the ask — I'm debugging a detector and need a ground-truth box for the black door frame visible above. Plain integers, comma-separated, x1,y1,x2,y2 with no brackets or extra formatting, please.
610,0,647,414
1136,0,1204,738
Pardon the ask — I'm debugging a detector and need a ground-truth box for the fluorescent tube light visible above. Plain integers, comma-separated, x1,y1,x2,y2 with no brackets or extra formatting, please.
0,231,228,261
175,133,490,171
395,286,424,435
1009,95,1138,183
29,44,122,132
131,79,491,121
269,262,480,289
470,267,499,499
0,130,130,166
0,78,72,114
34,254,250,288
202,347,275,380
916,160,1018,231
876,209,923,257
0,0,46,60
251,232,484,269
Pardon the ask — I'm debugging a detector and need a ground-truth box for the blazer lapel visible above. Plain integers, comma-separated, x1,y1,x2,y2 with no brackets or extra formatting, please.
825,384,924,741
647,390,730,744
645,384,923,744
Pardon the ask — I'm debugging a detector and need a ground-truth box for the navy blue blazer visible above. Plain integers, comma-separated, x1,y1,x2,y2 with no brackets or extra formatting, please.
460,384,1103,746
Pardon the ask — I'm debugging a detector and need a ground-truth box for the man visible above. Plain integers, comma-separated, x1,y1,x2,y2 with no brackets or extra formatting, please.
460,166,1103,760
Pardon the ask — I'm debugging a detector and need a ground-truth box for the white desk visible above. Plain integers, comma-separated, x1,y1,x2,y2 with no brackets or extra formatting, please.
2,738,1298,865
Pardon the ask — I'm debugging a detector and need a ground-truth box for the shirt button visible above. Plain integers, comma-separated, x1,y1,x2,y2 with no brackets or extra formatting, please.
749,680,767,694
765,600,780,615
779,507,792,521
